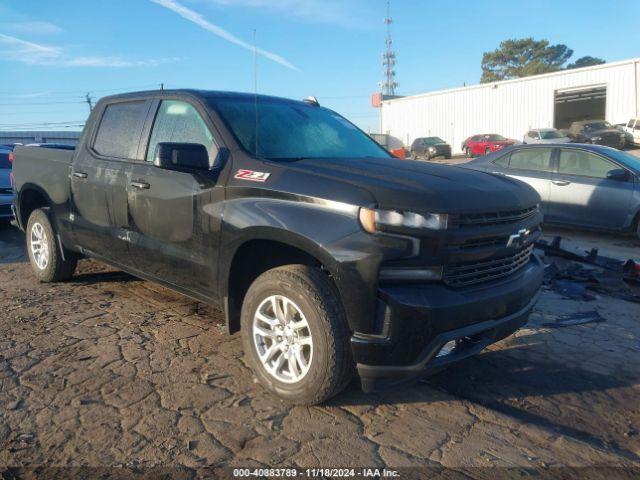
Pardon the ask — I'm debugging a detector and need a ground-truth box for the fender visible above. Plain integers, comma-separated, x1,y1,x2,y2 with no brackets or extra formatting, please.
218,195,414,334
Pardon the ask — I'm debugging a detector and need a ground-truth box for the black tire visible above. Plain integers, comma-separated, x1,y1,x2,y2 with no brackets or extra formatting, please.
241,264,354,405
26,208,77,282
410,152,417,160
465,147,472,158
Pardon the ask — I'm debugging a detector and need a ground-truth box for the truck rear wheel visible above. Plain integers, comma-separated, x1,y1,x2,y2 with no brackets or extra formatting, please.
26,208,77,282
240,264,354,405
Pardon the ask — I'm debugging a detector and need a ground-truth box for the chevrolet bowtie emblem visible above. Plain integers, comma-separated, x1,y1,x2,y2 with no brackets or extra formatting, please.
506,228,531,248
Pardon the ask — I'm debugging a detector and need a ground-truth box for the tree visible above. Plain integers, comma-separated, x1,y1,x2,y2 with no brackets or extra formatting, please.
566,56,606,70
481,38,574,83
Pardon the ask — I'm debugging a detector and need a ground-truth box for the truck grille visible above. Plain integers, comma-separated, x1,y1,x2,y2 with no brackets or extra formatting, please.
0,204,12,216
451,206,537,228
444,244,534,287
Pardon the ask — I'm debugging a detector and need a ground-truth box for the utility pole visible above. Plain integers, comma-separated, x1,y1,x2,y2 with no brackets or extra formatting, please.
160,82,164,91
85,92,94,112
379,0,398,96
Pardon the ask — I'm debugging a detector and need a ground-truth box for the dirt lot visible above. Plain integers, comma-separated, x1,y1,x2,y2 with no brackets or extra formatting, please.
1,223,639,477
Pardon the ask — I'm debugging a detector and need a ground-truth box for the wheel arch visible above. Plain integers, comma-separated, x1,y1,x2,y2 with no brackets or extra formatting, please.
220,229,340,335
17,184,53,230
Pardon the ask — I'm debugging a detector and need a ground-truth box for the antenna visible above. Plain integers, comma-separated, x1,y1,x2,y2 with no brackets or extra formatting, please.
379,0,398,96
85,92,94,112
253,29,259,157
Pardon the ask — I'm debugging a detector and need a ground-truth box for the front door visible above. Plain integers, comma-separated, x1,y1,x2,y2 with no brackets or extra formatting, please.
548,148,634,229
125,99,224,297
70,99,151,260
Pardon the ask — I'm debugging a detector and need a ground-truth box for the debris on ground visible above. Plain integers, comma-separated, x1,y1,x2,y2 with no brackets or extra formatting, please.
541,310,606,328
536,236,640,304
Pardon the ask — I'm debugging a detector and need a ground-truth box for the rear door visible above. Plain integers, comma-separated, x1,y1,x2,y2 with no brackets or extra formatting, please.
70,99,152,260
125,98,225,297
503,147,553,215
548,148,634,229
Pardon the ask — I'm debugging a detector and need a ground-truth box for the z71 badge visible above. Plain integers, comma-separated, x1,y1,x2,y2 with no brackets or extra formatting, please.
234,169,271,182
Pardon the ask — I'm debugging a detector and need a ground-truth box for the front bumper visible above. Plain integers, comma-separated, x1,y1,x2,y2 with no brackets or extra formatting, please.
352,254,543,391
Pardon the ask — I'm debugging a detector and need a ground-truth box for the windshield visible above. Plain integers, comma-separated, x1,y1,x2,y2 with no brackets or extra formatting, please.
209,97,390,160
605,149,640,173
540,130,564,139
584,121,612,131
486,134,506,141
424,137,445,145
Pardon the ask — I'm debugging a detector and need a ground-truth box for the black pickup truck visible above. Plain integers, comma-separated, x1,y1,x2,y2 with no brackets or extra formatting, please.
12,90,543,404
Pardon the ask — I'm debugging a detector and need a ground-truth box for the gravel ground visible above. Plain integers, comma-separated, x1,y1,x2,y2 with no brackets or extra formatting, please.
1,223,639,477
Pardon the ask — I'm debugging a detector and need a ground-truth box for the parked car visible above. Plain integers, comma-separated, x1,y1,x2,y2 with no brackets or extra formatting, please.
12,89,543,404
622,118,640,146
463,143,640,239
566,120,626,149
409,137,451,160
523,128,571,144
0,148,15,223
462,134,515,158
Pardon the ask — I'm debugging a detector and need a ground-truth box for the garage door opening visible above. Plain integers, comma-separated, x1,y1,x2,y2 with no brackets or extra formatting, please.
554,86,607,130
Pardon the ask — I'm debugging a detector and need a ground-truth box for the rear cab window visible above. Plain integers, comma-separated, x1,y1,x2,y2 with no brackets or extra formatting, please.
93,101,148,159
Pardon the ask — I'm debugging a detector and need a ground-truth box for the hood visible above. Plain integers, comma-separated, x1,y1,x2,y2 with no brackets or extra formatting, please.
585,128,621,137
283,157,539,214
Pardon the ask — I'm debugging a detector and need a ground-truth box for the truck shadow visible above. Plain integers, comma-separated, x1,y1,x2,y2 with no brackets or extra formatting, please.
332,331,639,461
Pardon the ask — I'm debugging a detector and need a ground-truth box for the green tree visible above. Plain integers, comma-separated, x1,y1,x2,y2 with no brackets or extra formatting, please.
566,56,606,69
481,38,573,83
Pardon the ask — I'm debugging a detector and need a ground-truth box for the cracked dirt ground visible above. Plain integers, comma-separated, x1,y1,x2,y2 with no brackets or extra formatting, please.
1,224,639,476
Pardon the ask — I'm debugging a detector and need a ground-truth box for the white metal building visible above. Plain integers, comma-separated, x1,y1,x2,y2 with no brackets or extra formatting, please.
380,58,640,154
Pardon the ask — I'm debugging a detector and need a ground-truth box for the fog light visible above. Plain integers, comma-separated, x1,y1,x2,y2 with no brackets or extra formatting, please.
436,340,457,358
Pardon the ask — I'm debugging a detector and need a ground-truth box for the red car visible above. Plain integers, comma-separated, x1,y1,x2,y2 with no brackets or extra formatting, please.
462,134,515,158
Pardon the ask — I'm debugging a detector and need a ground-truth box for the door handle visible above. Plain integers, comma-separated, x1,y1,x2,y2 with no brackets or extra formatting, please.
130,181,150,190
72,171,88,179
552,179,571,186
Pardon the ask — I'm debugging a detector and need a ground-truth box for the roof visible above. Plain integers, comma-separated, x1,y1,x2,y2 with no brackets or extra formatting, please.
382,57,640,106
101,89,312,106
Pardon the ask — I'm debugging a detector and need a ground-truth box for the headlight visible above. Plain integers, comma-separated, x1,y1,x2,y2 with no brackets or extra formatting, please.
359,208,448,233
428,146,436,152
591,136,602,142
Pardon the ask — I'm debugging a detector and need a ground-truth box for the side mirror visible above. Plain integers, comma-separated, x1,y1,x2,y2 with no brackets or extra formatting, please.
153,142,210,171
606,168,630,181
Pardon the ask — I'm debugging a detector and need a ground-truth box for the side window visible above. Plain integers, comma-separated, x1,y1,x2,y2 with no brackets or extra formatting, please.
635,120,640,131
493,154,509,168
146,100,216,163
93,101,147,159
628,120,634,128
471,136,480,142
508,148,552,172
558,150,616,178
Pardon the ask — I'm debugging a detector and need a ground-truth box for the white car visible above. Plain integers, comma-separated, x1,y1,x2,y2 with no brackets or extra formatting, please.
523,128,572,144
622,118,640,146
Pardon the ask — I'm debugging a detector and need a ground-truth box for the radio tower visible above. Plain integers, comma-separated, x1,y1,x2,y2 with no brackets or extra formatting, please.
380,0,398,96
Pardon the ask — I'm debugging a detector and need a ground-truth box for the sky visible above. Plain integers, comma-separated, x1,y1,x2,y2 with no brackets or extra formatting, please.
0,0,638,134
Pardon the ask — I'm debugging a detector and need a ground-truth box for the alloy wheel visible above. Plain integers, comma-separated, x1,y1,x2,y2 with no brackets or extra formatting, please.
30,222,49,270
252,295,313,384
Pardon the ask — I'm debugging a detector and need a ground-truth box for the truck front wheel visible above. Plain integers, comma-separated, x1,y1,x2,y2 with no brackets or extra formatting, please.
240,265,354,405
26,208,77,282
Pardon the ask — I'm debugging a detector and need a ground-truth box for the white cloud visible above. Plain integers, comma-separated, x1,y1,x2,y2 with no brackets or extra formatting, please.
201,0,374,29
0,33,178,68
10,21,64,35
149,0,297,70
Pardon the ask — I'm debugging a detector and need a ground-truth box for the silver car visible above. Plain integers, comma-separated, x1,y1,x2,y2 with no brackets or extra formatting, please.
464,144,640,240
0,148,14,223
523,128,571,144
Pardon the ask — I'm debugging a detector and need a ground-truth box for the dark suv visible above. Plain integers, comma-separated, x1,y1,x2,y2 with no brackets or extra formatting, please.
566,120,626,149
410,137,452,160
